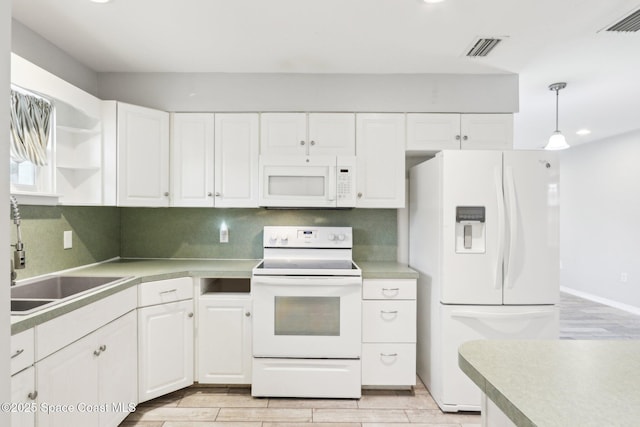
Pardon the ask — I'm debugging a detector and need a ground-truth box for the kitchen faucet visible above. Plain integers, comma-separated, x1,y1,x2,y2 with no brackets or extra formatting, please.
10,195,26,286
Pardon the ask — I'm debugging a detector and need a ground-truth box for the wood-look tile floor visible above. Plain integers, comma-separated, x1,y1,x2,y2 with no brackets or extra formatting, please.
120,292,640,427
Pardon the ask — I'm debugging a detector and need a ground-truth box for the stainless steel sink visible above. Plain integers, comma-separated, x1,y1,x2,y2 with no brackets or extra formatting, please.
11,299,56,314
10,276,130,315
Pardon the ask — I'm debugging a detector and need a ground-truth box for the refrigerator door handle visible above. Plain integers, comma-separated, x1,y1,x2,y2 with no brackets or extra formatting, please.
494,167,505,290
451,310,554,320
504,166,518,289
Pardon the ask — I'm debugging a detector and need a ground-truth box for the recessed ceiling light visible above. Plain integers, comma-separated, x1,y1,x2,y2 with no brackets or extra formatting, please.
90,0,112,3
423,0,446,3
576,129,591,136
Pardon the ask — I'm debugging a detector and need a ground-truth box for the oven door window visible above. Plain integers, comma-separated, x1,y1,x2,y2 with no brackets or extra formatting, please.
274,296,340,336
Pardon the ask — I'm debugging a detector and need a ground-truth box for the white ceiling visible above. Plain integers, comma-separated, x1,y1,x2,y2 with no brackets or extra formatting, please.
11,0,640,149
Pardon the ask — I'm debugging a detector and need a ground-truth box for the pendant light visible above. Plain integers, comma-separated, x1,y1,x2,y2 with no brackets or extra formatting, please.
545,82,570,150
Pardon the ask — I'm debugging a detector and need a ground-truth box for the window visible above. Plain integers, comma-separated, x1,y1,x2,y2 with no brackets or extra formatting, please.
9,86,55,195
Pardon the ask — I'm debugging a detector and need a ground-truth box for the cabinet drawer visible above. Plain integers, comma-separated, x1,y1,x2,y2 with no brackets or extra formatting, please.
36,286,137,361
362,300,416,343
11,329,34,375
362,343,416,386
362,279,416,300
139,277,193,307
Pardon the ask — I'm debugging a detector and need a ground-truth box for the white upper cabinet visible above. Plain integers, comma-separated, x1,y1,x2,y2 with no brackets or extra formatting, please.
459,114,513,150
215,113,260,207
307,113,355,156
260,113,355,156
406,113,461,152
117,102,170,207
355,114,406,208
170,113,215,207
406,113,513,153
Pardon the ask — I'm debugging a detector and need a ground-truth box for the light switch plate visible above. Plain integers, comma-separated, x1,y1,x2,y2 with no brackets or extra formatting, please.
63,230,73,249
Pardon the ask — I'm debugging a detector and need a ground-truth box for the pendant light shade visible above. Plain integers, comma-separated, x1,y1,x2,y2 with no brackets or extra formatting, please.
545,82,570,150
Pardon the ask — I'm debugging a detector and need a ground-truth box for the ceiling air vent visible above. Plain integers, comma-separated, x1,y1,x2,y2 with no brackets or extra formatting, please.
606,8,640,32
466,38,502,57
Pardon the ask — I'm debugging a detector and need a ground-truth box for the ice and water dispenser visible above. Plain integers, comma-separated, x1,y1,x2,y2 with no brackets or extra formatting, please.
455,206,486,253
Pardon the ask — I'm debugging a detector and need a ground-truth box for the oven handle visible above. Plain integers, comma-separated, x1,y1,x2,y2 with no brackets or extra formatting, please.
252,276,361,287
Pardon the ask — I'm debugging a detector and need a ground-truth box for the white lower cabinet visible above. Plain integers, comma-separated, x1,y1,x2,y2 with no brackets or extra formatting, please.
36,310,137,427
198,295,252,384
138,278,194,402
361,279,417,387
11,367,36,427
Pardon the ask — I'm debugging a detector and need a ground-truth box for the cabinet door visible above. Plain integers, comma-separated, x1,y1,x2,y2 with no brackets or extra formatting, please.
355,114,406,208
98,311,137,427
36,333,99,427
460,114,513,150
406,113,461,152
214,113,259,207
117,102,170,207
198,296,252,384
307,113,355,156
11,367,36,427
260,113,307,155
138,300,194,403
170,113,215,207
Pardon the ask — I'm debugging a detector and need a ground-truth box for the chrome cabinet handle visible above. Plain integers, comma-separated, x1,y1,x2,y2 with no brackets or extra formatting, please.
463,135,468,141
381,287,400,297
207,192,213,197
357,192,363,198
300,140,305,146
159,289,177,295
11,349,24,359
188,312,194,318
380,353,398,357
310,140,316,146
215,192,221,197
380,310,399,315
164,192,169,197
28,391,38,400
94,344,107,356
245,311,251,317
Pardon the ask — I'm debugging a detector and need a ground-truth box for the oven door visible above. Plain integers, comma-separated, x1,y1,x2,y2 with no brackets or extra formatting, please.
252,275,361,358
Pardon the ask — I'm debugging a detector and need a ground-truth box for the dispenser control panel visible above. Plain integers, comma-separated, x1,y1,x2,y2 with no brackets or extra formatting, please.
455,206,486,253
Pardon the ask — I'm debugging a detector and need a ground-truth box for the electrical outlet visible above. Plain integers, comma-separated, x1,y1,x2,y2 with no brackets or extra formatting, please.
620,273,628,283
63,230,73,249
220,223,229,243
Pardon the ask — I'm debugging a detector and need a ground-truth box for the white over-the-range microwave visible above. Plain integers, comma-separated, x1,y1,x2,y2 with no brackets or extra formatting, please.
259,155,356,208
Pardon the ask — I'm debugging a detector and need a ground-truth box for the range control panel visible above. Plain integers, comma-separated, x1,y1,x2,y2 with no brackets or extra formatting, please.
263,226,353,248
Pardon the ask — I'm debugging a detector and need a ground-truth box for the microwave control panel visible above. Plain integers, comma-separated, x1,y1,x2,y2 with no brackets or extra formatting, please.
336,157,356,207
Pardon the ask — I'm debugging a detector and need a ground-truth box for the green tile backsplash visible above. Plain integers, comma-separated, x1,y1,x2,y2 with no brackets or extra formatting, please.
120,208,397,261
10,206,397,280
10,205,121,280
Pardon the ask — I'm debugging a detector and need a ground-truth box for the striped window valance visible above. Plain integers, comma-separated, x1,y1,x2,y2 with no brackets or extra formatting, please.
9,89,53,166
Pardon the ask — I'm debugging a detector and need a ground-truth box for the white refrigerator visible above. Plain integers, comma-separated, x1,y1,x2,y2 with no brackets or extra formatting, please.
409,150,560,412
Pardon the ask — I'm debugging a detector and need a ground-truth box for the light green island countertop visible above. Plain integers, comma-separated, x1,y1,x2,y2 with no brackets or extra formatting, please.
12,258,415,334
459,340,640,427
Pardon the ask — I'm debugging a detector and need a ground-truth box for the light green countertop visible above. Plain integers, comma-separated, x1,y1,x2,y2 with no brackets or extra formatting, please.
459,340,640,427
12,258,415,334
356,261,418,279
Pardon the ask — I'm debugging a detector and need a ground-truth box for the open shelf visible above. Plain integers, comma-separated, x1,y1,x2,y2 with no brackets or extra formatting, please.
200,278,251,295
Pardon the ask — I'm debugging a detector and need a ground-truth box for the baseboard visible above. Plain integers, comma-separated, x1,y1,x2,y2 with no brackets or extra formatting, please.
561,286,640,316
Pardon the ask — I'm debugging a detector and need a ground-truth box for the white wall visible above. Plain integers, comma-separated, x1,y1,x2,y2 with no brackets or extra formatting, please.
1,2,12,424
560,130,640,313
97,72,518,113
11,19,98,96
